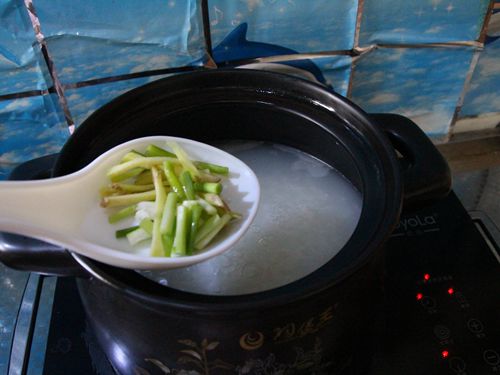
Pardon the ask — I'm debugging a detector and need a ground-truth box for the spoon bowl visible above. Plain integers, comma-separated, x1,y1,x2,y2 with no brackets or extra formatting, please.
0,136,260,270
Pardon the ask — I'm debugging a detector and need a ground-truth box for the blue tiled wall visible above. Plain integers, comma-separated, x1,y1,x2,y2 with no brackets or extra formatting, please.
0,0,499,179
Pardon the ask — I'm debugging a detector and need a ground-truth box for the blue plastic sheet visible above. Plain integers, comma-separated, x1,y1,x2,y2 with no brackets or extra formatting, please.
0,94,68,178
461,7,500,116
33,0,206,83
209,0,357,53
299,55,352,96
350,46,475,138
65,74,171,127
0,0,49,95
360,0,490,45
1,0,499,183
65,53,352,130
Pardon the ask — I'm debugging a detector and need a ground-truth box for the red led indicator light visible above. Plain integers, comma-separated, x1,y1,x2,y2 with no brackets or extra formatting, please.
416,293,423,300
424,273,430,281
442,350,449,358
447,288,454,295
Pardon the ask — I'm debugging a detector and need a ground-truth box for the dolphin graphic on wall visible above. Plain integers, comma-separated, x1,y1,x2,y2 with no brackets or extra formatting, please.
484,9,499,44
211,23,330,88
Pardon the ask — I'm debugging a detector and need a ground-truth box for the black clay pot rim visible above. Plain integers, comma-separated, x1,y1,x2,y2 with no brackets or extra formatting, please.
56,69,403,312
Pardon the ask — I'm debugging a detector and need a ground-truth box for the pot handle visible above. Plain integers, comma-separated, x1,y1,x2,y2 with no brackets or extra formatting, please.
369,113,452,208
0,154,88,277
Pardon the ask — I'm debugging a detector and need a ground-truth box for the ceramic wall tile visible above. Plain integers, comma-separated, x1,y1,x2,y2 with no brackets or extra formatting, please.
209,0,357,57
33,0,206,83
350,46,475,138
0,0,49,95
359,0,490,45
0,94,68,179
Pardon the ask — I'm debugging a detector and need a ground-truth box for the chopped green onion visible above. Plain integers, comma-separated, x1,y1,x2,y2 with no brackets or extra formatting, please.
112,183,156,193
230,211,242,220
107,156,177,181
121,150,145,163
197,198,218,215
145,144,176,158
160,192,177,235
163,160,184,199
172,205,190,256
203,193,225,208
152,166,167,215
161,234,174,257
100,182,167,196
99,185,116,197
108,205,137,224
151,219,164,257
188,203,203,254
197,171,221,183
195,213,231,250
194,161,229,176
134,170,153,185
126,227,152,246
103,142,240,256
194,182,222,194
180,170,196,200
110,167,143,183
194,214,220,244
167,141,200,179
150,166,167,257
115,225,139,238
182,199,218,216
139,218,154,235
100,190,156,208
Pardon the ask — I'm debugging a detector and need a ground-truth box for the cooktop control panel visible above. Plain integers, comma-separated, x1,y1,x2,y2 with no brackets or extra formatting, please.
368,195,500,375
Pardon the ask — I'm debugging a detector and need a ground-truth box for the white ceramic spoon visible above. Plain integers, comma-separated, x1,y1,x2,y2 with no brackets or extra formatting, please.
0,136,260,270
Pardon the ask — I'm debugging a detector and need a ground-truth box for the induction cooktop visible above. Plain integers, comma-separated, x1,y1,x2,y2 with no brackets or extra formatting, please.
3,158,500,375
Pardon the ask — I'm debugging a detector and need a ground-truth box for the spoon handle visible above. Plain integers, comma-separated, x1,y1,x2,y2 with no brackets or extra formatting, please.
0,177,86,242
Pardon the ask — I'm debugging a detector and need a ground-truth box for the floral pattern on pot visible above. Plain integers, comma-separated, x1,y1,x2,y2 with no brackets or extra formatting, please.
134,337,334,375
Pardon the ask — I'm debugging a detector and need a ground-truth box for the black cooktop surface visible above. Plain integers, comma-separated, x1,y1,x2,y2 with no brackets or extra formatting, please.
368,193,500,375
37,192,500,375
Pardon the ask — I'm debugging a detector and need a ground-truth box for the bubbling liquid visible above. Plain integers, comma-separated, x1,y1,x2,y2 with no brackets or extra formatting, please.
139,142,362,295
